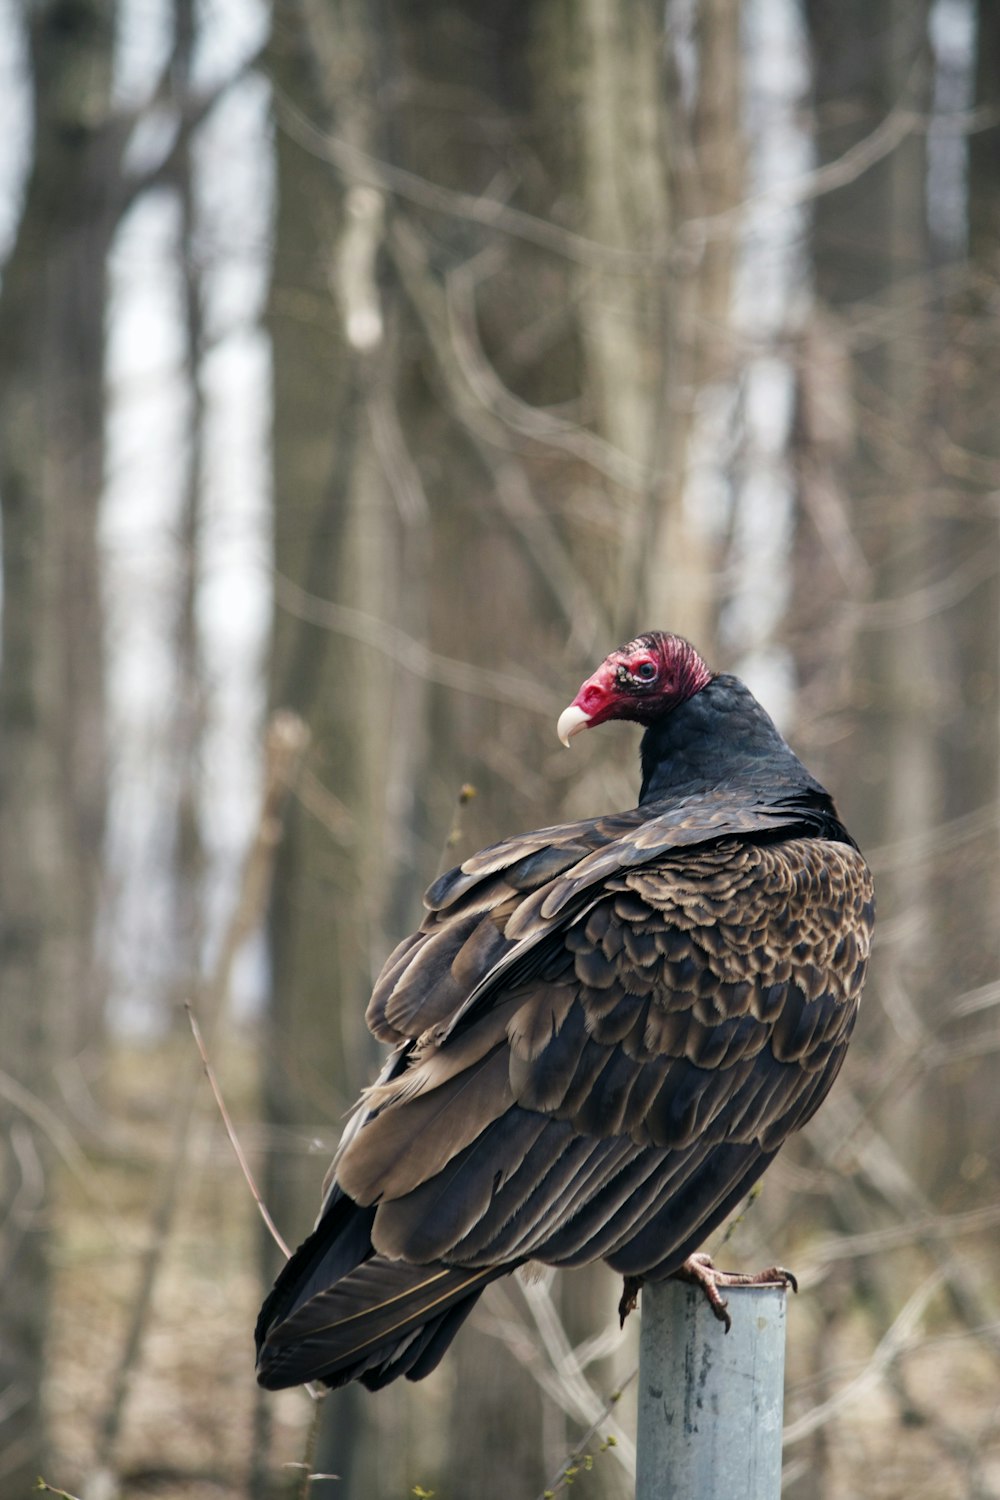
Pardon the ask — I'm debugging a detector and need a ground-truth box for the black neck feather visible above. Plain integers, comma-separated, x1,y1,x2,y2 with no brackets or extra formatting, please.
638,674,833,815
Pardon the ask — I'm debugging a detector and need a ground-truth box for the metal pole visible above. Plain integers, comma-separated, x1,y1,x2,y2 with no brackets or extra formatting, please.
635,1280,787,1499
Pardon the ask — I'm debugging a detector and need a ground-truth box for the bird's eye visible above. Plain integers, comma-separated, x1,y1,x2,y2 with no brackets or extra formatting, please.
635,661,657,681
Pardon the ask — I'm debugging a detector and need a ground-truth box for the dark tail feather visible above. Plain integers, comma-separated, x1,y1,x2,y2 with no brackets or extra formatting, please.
255,1187,377,1362
257,1240,507,1391
357,1291,482,1390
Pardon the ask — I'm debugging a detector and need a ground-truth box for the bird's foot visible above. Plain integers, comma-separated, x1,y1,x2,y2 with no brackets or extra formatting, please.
671,1252,798,1334
618,1274,644,1328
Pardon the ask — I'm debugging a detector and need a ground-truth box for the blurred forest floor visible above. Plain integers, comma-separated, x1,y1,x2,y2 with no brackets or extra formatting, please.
44,1034,1000,1499
49,1039,309,1499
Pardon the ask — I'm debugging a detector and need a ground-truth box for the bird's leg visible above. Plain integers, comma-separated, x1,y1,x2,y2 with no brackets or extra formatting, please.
618,1275,644,1328
671,1252,798,1334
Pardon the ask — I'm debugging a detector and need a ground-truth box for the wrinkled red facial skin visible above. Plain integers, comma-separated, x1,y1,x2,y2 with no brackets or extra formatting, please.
570,632,713,728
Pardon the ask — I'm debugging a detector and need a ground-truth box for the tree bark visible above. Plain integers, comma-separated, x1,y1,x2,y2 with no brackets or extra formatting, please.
0,0,115,1485
927,0,1000,1176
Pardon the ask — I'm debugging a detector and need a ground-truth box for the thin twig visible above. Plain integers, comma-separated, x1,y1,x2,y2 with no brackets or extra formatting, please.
0,1070,139,1256
433,782,477,881
534,1367,637,1500
273,89,659,274
388,220,609,645
274,79,1000,269
445,250,652,491
119,44,268,213
273,574,555,714
283,1465,340,1485
853,548,998,629
797,1200,1000,1281
297,1399,324,1500
479,1277,636,1474
783,1270,946,1445
807,1091,1000,1371
519,1278,636,1467
185,1003,292,1259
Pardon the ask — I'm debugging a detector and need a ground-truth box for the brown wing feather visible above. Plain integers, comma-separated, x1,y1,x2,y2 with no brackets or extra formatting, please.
336,1044,513,1204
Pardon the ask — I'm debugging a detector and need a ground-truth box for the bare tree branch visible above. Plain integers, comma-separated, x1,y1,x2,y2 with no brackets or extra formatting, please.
273,571,559,713
783,1270,947,1445
272,88,661,273
185,1004,292,1259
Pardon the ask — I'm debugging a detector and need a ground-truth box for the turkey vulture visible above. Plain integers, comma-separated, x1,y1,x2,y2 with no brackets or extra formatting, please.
256,631,873,1391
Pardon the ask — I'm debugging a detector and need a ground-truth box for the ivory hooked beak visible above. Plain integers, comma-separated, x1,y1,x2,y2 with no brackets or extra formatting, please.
557,703,591,747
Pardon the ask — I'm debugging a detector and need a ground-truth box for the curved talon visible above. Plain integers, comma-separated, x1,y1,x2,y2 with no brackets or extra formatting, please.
618,1274,644,1328
740,1263,798,1296
670,1253,797,1333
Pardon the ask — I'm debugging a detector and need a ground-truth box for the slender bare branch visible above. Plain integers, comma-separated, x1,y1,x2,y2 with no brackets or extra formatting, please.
388,220,609,645
783,1271,947,1445
534,1369,636,1500
274,81,1000,270
853,548,998,629
796,1201,1000,1280
36,1480,84,1500
185,1004,292,1259
445,250,653,491
272,89,660,273
273,572,557,713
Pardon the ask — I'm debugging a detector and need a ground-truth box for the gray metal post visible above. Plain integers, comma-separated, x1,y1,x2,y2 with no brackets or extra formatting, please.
635,1280,787,1499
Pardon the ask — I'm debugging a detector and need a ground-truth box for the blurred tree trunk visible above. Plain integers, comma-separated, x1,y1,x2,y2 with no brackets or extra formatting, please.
570,0,673,635
0,0,114,1486
930,0,1000,1172
638,0,743,653
166,0,209,1020
261,3,398,1492
798,0,935,1097
799,0,1000,1208
800,0,935,840
792,3,935,1492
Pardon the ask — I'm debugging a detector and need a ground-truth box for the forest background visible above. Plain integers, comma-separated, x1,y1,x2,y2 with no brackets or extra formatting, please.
2,1,999,1497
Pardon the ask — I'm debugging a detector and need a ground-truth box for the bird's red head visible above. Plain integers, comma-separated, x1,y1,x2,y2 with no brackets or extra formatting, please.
557,631,714,746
